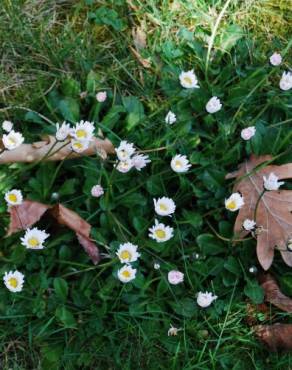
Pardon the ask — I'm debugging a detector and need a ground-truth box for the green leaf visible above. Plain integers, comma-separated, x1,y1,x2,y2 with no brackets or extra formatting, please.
218,24,243,53
53,278,68,301
86,70,101,93
122,96,145,131
244,280,264,304
58,179,77,196
196,234,225,255
59,98,80,122
55,306,76,328
93,7,125,31
61,78,81,98
171,298,197,318
224,256,241,276
279,274,292,296
182,210,203,229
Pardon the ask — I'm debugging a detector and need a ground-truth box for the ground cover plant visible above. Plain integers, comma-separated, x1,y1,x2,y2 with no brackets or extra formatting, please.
0,1,292,369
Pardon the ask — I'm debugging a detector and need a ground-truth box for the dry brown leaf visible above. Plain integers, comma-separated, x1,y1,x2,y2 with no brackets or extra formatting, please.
0,136,114,164
7,200,50,236
7,200,100,264
259,273,292,312
246,303,269,326
226,155,292,270
129,46,151,68
132,26,147,50
254,324,292,351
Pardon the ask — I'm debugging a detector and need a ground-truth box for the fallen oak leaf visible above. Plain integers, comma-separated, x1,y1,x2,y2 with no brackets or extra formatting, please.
7,200,100,264
0,135,114,164
226,155,292,270
7,200,50,236
254,324,292,351
259,273,292,313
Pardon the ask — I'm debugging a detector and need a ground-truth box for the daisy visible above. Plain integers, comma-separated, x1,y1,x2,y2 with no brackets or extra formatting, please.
117,265,137,283
2,130,24,150
206,96,222,114
243,219,256,231
165,111,176,125
197,291,217,308
56,121,71,141
225,193,244,212
154,262,161,270
3,271,24,293
170,154,191,173
132,154,151,171
154,197,176,216
71,139,90,153
168,325,182,336
263,172,284,191
72,120,95,141
5,189,23,206
241,126,256,140
269,52,282,66
179,70,199,89
115,159,133,173
279,71,292,91
20,227,50,250
96,91,107,102
115,141,135,161
168,270,184,285
149,219,174,242
2,120,13,133
91,185,104,198
116,242,140,263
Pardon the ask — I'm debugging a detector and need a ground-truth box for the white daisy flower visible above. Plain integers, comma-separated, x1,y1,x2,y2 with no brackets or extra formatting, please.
5,189,23,206
117,265,137,283
279,71,292,91
132,154,151,171
115,159,133,173
170,154,191,173
197,291,217,308
20,227,50,250
168,270,184,285
72,120,95,141
154,197,176,217
165,111,176,125
56,121,71,141
149,219,174,243
96,91,107,102
168,325,182,336
179,70,199,89
263,172,284,191
3,270,24,293
154,262,160,270
241,126,256,141
2,130,24,150
243,219,256,231
206,96,222,114
269,52,282,66
116,242,140,263
115,141,136,161
71,139,90,153
2,120,13,133
225,193,244,212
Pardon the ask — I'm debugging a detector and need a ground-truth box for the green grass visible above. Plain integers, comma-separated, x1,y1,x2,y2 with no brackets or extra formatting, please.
0,1,292,369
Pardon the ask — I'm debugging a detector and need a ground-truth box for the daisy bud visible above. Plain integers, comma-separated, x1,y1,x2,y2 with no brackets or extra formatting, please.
168,325,182,336
91,185,104,198
2,120,13,133
241,126,256,141
205,96,222,114
243,219,256,231
179,70,199,89
55,122,71,141
263,172,284,191
165,111,176,125
196,291,217,308
269,52,282,66
248,266,258,274
96,91,107,102
168,270,184,285
279,71,292,91
154,262,161,270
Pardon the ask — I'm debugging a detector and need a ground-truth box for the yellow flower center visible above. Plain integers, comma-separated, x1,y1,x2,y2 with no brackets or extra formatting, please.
122,270,131,278
155,229,166,239
8,137,16,145
227,200,237,210
120,250,132,261
183,76,192,85
74,142,83,150
28,237,40,248
8,277,18,288
76,129,87,139
159,203,168,211
8,194,17,203
175,160,182,168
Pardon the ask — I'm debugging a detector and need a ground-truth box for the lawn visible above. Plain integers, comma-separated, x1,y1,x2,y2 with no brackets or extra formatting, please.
0,1,292,369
